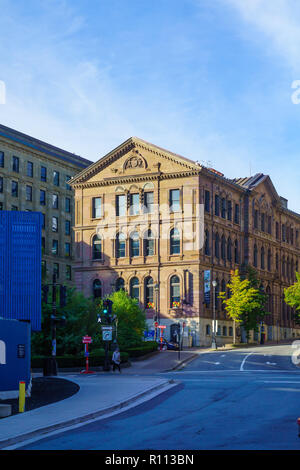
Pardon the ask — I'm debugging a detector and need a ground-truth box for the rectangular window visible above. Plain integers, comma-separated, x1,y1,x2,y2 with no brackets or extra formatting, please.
42,213,45,229
41,166,47,182
65,220,71,235
12,156,19,172
52,194,58,209
52,216,58,232
221,198,226,219
116,194,126,216
130,193,140,215
27,161,33,177
65,242,71,257
144,192,154,213
227,200,232,221
52,240,58,255
170,189,180,212
65,197,71,213
66,265,72,280
0,202,3,210
215,195,220,216
65,175,72,190
0,151,4,168
53,263,59,278
234,204,240,224
53,171,60,186
204,190,210,213
40,189,46,206
12,181,18,197
92,197,102,218
0,177,3,193
26,185,32,201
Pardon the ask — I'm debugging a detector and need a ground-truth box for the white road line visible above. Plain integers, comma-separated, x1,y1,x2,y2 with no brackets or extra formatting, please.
240,352,254,371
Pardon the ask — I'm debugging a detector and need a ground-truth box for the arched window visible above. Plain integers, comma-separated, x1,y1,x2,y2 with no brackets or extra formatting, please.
223,326,227,336
130,277,139,301
145,276,154,309
215,233,220,259
221,235,226,260
267,249,272,271
229,326,233,336
92,234,102,260
144,229,155,256
170,228,180,255
204,230,210,255
234,239,239,264
93,279,102,299
261,247,265,270
206,324,211,335
130,231,140,257
254,244,258,267
115,277,125,291
116,232,126,258
227,237,232,261
170,275,180,308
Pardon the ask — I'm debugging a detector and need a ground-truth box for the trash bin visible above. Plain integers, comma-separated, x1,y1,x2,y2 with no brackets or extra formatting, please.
43,357,57,376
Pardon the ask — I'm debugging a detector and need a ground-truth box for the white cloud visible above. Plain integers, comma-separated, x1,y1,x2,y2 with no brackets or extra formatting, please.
223,0,300,73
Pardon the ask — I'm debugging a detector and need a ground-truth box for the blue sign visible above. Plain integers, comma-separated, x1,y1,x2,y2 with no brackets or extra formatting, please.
0,319,31,393
204,269,211,304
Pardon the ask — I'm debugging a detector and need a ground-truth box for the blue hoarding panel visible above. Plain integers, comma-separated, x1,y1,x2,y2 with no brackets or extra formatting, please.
0,318,31,393
0,211,42,331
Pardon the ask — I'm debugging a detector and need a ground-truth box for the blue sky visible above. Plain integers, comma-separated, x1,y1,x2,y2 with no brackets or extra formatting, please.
0,0,299,211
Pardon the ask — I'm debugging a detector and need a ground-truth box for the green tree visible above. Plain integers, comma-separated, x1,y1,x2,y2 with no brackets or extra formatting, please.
219,269,267,341
284,272,300,324
32,287,101,356
107,289,147,350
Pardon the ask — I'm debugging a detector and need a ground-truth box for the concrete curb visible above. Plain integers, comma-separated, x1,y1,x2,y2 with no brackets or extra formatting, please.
0,379,179,450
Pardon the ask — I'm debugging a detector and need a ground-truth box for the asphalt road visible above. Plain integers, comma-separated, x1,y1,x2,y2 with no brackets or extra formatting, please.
18,344,300,450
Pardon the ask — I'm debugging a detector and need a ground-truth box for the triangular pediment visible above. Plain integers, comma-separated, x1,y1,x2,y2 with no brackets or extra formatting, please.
70,137,201,185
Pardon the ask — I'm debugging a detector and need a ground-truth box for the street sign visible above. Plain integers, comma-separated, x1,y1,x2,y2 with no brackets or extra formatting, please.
157,325,166,329
154,322,159,328
82,336,92,344
102,326,113,341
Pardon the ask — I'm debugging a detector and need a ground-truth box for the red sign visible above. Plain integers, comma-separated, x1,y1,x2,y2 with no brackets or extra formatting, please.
154,322,159,328
157,325,166,329
182,322,186,328
82,336,92,344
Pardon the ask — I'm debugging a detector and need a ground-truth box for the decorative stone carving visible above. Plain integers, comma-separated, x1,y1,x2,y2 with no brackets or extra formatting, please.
124,153,147,171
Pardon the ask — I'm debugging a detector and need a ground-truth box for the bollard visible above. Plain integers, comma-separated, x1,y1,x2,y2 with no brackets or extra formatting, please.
297,418,300,437
19,381,25,413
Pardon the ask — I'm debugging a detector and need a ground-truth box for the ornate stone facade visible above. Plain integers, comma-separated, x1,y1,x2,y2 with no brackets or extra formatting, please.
71,137,300,346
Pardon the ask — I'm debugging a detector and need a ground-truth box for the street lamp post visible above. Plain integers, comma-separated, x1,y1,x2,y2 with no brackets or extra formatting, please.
212,280,217,350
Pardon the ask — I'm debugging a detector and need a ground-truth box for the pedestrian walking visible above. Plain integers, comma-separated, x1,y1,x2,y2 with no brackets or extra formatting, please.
112,348,121,372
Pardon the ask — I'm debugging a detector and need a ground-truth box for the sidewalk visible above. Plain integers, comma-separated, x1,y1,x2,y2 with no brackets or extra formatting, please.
0,348,204,450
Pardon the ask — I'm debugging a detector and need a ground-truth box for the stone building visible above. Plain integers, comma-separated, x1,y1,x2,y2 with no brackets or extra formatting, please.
0,124,92,284
70,137,300,345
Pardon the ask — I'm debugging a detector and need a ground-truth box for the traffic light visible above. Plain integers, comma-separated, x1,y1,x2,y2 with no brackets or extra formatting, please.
103,299,113,323
60,285,67,308
42,285,49,303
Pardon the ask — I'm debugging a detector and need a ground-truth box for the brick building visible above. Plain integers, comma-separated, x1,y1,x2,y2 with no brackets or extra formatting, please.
70,137,300,345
